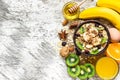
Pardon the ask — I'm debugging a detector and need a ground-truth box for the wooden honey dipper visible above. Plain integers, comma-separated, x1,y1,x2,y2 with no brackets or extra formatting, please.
68,0,87,13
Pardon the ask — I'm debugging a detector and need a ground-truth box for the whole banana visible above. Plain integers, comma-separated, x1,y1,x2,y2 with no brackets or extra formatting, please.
79,7,120,30
97,0,120,13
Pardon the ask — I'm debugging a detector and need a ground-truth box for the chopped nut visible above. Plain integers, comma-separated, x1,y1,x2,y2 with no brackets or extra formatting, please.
69,21,79,29
58,30,68,40
62,19,68,26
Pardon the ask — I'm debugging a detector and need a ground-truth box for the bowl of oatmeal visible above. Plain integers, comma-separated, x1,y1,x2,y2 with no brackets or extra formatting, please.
73,20,110,55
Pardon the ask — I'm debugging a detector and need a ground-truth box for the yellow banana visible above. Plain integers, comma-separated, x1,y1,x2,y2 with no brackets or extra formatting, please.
79,7,120,30
97,0,120,13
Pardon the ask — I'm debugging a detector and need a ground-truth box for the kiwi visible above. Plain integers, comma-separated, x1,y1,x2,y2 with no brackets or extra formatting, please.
85,63,95,78
67,65,80,78
90,49,99,55
79,27,85,34
66,53,80,67
101,37,107,44
76,41,84,50
78,65,88,80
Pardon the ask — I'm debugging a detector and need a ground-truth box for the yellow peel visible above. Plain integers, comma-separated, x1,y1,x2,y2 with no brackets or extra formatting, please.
97,0,120,13
79,7,120,30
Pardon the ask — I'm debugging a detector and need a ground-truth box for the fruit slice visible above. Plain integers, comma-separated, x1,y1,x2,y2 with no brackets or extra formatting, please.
90,48,99,55
85,63,95,78
79,7,120,30
106,43,120,62
79,27,85,34
101,37,107,44
66,53,80,67
76,41,84,50
96,57,118,79
97,0,120,13
67,65,80,78
78,65,88,79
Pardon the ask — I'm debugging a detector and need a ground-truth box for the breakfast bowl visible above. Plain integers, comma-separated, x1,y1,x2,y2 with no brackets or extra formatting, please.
73,20,110,56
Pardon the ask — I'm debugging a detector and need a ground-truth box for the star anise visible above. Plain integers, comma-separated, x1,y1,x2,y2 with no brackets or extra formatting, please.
58,30,68,40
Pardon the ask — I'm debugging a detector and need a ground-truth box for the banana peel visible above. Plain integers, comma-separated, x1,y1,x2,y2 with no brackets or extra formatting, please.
97,0,120,13
79,7,120,30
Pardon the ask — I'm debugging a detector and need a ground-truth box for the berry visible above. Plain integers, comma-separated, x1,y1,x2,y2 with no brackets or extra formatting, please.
62,42,67,46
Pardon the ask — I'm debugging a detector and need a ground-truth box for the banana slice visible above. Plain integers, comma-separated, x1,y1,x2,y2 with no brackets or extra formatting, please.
83,32,91,42
92,37,101,46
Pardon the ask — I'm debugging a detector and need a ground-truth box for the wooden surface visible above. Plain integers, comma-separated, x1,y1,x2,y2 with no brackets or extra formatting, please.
0,0,119,80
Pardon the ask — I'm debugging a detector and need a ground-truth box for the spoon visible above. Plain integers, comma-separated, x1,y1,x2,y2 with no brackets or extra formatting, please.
68,0,87,13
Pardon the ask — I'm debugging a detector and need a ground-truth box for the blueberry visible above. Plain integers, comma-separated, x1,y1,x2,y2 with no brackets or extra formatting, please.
96,45,101,49
84,50,90,54
95,23,100,27
62,42,67,46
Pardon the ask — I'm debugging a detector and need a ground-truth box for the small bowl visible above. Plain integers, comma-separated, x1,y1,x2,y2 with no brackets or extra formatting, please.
73,20,110,56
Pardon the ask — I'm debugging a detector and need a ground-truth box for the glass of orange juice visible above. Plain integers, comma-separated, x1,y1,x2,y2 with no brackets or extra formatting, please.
96,57,119,79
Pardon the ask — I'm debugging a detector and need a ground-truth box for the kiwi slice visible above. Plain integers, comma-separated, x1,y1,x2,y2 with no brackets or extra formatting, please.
90,49,99,55
101,37,107,44
78,65,88,80
67,65,80,78
66,53,80,67
97,27,104,31
85,63,95,78
79,27,85,34
76,41,84,50
90,47,99,55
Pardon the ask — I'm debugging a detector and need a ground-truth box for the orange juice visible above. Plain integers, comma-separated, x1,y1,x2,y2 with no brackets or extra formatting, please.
96,57,119,79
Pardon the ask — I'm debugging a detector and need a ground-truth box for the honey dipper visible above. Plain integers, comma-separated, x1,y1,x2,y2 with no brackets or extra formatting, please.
68,0,87,13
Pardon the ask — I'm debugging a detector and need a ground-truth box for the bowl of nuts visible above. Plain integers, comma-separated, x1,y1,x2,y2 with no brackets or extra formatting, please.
73,20,110,56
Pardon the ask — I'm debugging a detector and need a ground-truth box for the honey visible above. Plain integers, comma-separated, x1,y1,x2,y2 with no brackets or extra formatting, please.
62,2,80,20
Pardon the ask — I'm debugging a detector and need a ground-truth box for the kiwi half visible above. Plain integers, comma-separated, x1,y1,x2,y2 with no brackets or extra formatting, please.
78,65,88,80
85,63,95,78
66,53,80,67
67,65,80,78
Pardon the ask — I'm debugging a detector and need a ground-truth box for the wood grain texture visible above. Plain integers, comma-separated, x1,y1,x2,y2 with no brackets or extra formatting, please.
0,0,119,80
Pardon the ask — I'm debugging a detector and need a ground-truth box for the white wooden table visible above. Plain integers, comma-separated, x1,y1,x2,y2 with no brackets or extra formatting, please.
0,0,119,80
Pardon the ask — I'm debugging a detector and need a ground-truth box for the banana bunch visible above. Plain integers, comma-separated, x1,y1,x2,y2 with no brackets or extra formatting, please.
79,0,120,30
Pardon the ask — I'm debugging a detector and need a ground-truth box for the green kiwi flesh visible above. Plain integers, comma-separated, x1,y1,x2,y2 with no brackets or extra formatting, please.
67,65,80,78
66,53,80,67
78,65,88,79
85,63,95,78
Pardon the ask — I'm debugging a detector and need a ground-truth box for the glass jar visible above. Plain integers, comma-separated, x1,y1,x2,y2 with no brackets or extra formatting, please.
62,1,80,20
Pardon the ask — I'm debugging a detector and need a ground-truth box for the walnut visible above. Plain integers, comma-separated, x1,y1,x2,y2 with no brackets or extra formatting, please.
69,21,79,29
60,46,69,57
